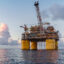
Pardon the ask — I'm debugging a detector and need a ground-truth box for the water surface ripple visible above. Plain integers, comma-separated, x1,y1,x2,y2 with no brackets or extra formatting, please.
0,49,63,64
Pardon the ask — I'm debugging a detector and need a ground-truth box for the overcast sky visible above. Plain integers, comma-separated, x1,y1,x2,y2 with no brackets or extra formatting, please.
0,0,64,41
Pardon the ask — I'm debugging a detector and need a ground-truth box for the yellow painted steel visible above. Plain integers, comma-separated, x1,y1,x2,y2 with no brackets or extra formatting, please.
46,39,56,50
31,41,37,50
21,40,30,50
55,41,58,50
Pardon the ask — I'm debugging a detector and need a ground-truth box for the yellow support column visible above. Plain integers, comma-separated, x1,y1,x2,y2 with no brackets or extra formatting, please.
55,41,58,50
30,41,37,50
21,40,30,50
46,39,56,50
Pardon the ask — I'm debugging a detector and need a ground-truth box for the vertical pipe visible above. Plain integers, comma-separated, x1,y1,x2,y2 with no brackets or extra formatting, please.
21,40,30,50
30,41,37,50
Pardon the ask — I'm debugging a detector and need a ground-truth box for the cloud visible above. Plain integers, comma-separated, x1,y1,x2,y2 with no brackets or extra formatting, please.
42,4,64,20
0,23,19,45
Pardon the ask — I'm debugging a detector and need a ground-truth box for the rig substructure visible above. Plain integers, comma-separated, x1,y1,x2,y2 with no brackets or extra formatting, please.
20,1,59,50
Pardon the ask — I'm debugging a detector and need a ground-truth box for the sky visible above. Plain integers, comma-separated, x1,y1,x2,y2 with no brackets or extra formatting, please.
0,0,64,45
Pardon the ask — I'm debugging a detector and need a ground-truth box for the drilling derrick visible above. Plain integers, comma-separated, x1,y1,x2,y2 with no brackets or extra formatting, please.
34,1,43,33
21,1,59,50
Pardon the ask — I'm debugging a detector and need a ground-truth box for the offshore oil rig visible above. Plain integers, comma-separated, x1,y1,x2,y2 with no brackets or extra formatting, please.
20,1,59,50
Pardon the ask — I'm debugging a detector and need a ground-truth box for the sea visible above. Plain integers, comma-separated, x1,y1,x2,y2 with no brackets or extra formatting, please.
0,45,63,64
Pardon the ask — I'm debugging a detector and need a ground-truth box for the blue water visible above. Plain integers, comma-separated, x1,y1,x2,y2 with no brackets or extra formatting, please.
0,46,63,64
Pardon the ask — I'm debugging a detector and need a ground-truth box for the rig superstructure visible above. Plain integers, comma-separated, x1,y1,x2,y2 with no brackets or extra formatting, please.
20,1,59,50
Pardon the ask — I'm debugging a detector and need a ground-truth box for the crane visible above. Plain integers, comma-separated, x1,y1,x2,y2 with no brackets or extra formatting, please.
20,25,28,32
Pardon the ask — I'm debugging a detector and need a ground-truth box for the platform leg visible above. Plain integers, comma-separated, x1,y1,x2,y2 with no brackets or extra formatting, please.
55,41,58,50
46,39,56,50
21,40,30,50
30,41,37,50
